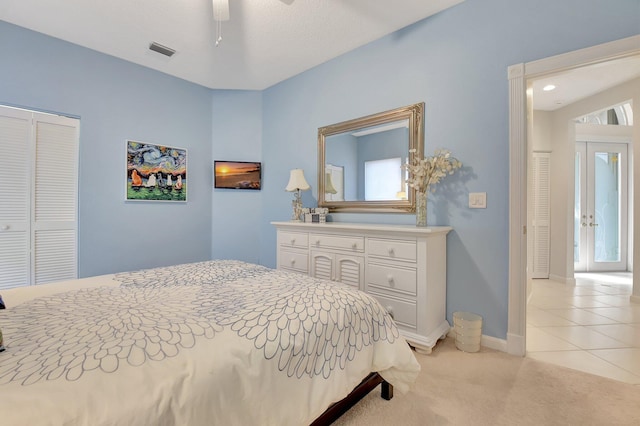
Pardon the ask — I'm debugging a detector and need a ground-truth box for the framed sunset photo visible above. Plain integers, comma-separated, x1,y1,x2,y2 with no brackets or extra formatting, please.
214,161,261,190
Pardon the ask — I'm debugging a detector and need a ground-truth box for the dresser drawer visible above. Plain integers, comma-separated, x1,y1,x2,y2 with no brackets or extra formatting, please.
369,292,417,329
367,263,417,296
368,238,416,262
310,234,364,252
278,249,308,273
278,231,309,250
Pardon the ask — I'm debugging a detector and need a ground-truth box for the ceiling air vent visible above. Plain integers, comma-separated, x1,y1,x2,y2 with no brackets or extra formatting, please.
149,42,176,57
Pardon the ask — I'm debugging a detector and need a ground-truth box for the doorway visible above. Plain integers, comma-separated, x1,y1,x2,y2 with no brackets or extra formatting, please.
574,141,629,272
506,35,640,357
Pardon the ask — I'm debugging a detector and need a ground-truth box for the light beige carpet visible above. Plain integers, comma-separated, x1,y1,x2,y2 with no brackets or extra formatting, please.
334,337,640,425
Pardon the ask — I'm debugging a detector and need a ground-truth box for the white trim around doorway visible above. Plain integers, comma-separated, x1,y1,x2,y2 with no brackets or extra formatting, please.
507,35,640,356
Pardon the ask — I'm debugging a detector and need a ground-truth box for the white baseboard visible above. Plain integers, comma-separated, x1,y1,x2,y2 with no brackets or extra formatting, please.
506,333,525,356
482,335,508,352
446,331,509,353
549,274,576,285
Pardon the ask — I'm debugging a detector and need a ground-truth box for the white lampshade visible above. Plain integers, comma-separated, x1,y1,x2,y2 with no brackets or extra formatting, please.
285,169,310,192
324,173,337,194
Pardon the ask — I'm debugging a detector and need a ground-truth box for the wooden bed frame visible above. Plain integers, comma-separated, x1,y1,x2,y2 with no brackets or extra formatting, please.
311,372,393,425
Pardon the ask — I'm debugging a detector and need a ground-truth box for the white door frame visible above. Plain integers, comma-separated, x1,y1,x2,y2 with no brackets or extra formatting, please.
507,35,640,356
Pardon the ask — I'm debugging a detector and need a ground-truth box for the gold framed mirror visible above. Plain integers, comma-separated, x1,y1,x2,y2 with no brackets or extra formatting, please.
318,102,424,213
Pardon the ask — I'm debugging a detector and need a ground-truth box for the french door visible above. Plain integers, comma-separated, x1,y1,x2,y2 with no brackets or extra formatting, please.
574,142,628,272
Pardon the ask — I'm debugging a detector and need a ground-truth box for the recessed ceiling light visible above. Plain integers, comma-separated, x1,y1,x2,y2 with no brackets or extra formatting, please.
543,84,556,92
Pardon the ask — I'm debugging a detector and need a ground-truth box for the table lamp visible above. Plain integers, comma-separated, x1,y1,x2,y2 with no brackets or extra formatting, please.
285,169,310,221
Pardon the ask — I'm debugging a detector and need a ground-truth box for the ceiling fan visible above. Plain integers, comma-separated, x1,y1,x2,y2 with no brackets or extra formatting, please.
212,0,229,46
212,0,296,45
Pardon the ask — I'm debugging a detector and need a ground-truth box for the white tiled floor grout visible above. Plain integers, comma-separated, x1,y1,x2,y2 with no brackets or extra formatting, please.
526,272,640,385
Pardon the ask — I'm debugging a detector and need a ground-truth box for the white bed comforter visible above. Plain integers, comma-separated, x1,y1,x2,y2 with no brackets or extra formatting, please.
0,260,420,426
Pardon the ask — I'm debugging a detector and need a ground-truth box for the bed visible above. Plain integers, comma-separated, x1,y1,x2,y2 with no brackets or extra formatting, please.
0,260,420,425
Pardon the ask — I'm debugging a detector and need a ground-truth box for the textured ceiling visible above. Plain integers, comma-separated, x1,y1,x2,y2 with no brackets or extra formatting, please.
0,0,464,90
532,55,640,111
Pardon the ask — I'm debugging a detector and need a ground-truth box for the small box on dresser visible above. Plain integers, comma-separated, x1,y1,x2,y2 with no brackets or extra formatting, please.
272,221,452,354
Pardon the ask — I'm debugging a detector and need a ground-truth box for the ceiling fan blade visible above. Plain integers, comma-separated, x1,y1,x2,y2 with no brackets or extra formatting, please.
212,0,230,21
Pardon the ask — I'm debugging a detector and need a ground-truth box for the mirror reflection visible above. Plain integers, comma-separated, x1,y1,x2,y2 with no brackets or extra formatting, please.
325,119,409,202
318,103,424,213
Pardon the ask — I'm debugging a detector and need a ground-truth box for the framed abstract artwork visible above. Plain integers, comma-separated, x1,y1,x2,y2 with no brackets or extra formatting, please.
214,161,262,190
126,140,187,202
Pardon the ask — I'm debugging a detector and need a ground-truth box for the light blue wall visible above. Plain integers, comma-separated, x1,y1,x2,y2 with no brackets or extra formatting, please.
0,20,213,277
1,0,637,340
260,0,640,339
211,90,263,264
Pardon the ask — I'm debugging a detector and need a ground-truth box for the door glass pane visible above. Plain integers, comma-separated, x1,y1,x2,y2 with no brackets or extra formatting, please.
594,151,620,262
574,153,580,263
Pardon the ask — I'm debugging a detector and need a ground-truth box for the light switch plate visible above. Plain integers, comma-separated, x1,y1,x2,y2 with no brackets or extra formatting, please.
469,192,487,209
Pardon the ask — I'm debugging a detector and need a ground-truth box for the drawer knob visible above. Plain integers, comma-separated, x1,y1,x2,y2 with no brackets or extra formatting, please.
290,238,295,245
352,243,358,249
386,306,395,319
388,248,395,256
0,225,9,231
387,275,395,286
315,240,321,246
290,259,296,266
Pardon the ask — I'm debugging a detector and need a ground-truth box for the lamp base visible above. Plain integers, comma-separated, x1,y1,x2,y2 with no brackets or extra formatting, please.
291,198,303,221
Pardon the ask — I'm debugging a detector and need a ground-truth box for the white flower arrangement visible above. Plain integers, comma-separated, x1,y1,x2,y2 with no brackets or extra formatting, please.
403,148,462,193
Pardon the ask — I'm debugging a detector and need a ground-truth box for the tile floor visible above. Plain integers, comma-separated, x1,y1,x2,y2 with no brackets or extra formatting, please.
526,272,640,385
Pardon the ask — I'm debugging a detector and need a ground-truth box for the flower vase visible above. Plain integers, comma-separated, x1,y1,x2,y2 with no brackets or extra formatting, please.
415,192,427,227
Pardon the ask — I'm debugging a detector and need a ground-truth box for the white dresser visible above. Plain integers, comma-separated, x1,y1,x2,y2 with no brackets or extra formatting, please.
272,221,451,354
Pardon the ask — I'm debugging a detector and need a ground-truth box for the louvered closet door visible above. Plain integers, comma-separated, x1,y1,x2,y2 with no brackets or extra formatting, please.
0,109,32,289
531,152,550,279
33,115,79,284
0,106,78,289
